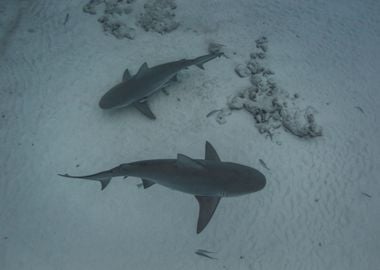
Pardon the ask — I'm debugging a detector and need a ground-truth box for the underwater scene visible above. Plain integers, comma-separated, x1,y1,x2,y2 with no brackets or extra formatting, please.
0,0,379,269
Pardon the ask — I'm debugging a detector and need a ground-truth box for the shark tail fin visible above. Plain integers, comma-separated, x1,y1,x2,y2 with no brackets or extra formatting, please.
58,173,113,191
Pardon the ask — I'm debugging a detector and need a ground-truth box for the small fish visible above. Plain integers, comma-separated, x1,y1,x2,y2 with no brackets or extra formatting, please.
206,109,221,118
259,159,270,170
196,249,215,254
361,192,372,198
63,13,70,25
354,106,364,114
195,250,217,260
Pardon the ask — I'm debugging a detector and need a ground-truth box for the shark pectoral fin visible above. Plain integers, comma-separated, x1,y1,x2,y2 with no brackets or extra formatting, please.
122,68,132,81
205,141,221,161
135,62,149,78
195,196,221,233
141,179,155,189
134,101,156,119
176,154,204,170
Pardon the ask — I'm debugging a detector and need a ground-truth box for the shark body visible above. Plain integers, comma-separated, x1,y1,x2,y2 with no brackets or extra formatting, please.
99,53,223,119
59,141,266,233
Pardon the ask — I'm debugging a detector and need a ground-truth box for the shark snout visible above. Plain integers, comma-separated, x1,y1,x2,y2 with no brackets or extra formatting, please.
99,93,117,109
247,170,266,192
256,174,266,191
99,97,111,109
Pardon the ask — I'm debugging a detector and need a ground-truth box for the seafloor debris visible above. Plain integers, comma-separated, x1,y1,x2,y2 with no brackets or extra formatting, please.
138,0,179,34
97,15,136,39
281,106,322,138
235,64,251,78
206,109,222,118
211,37,323,140
83,0,137,39
215,108,232,125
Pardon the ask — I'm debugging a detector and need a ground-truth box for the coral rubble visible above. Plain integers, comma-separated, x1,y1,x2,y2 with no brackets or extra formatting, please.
138,0,179,34
213,37,322,140
83,0,137,39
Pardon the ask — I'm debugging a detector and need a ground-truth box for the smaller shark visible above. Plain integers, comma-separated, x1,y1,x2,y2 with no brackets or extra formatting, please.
99,52,224,119
58,141,266,233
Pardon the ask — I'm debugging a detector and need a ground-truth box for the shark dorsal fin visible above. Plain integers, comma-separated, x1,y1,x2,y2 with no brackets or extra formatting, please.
122,68,132,81
136,62,149,78
205,141,221,161
195,195,221,233
134,100,156,119
176,154,204,169
141,179,155,189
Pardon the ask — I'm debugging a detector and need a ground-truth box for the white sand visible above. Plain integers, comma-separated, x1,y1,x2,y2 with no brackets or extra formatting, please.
1,0,379,269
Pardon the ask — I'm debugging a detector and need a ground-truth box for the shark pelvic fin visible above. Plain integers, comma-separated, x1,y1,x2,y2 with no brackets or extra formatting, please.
171,74,179,82
196,63,205,70
100,178,111,190
136,62,149,78
134,100,156,119
205,141,221,161
195,196,221,233
141,179,155,189
176,154,204,170
122,68,132,81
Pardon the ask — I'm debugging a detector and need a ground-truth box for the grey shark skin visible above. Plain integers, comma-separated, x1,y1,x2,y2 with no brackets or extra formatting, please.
99,52,224,119
58,141,266,233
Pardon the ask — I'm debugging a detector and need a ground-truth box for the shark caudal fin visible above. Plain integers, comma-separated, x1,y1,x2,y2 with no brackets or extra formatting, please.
193,52,224,70
58,172,119,191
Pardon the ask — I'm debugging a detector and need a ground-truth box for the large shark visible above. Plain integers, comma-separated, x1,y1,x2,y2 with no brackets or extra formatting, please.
99,52,224,119
58,141,266,233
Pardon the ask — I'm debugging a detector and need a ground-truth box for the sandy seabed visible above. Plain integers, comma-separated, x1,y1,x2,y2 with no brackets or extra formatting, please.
1,0,379,269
